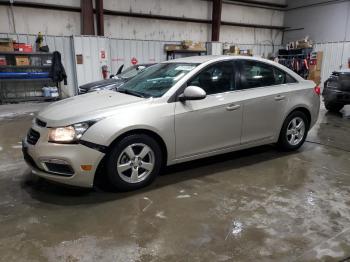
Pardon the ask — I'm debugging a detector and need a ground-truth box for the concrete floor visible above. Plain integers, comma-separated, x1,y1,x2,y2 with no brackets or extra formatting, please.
1,103,350,262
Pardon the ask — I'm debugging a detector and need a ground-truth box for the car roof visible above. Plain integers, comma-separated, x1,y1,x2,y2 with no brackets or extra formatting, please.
162,55,304,82
163,55,277,65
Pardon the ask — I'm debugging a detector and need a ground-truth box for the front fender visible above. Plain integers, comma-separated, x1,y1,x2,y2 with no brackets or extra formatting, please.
81,102,176,163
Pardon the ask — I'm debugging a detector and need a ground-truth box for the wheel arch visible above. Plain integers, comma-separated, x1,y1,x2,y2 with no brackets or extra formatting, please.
108,128,168,166
93,128,169,187
284,106,312,127
277,106,312,141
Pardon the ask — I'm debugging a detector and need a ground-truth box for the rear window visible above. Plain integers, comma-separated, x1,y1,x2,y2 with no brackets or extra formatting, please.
239,60,296,90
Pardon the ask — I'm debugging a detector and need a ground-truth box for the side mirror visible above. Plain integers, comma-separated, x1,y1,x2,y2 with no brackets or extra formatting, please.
179,86,206,101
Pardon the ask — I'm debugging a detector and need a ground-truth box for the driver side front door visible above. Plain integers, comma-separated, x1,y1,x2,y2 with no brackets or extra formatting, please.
174,61,243,160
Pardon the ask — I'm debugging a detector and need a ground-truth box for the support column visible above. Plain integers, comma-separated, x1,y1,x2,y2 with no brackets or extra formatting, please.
81,0,95,35
211,0,222,42
95,0,104,36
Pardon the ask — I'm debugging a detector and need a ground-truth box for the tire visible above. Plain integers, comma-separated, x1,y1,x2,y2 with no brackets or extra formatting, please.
106,134,162,191
278,111,309,151
324,101,344,113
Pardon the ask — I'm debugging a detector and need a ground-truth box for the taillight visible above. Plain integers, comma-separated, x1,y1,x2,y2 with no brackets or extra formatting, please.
314,86,321,95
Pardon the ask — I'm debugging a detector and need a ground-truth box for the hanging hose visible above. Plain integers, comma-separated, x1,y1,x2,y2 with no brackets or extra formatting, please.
9,0,16,34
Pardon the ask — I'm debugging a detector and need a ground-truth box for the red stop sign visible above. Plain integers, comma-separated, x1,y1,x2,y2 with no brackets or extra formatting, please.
131,57,138,65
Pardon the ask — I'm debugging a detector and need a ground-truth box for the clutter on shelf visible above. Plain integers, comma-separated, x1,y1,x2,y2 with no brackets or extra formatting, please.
286,36,313,50
0,33,64,103
275,37,323,85
164,40,207,60
223,43,253,56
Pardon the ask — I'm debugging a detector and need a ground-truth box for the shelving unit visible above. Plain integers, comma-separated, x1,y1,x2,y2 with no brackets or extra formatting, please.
0,51,56,103
166,49,206,60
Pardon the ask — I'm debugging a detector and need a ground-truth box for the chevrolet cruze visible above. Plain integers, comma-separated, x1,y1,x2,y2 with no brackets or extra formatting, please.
23,56,320,191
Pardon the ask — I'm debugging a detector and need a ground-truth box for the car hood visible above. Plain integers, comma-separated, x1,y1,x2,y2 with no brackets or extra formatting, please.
37,90,145,127
79,78,126,90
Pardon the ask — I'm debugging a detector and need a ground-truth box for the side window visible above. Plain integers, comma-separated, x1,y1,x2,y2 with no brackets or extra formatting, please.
285,73,297,84
273,67,297,84
273,67,286,85
239,61,276,89
188,61,235,95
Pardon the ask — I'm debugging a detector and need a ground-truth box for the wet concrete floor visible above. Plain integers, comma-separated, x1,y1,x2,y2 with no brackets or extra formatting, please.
1,103,350,261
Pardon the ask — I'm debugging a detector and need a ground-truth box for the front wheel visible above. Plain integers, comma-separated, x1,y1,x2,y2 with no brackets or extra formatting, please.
106,134,162,191
278,111,309,151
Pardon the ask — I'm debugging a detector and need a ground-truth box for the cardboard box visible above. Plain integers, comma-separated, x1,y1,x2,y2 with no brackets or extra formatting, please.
0,56,6,66
15,56,30,66
316,51,323,71
308,70,321,85
14,43,33,53
182,40,193,49
0,38,14,52
164,44,182,51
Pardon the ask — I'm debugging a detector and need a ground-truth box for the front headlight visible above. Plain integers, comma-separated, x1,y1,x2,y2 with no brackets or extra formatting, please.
48,121,96,143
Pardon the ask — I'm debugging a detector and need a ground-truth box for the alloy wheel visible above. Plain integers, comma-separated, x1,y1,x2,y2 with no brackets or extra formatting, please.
117,143,155,183
286,117,305,146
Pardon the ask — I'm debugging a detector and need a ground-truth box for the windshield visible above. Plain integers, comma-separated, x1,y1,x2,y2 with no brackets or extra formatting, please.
119,65,147,79
119,63,198,98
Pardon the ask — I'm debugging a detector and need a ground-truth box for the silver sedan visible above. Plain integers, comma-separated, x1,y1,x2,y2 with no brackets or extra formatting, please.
23,56,320,191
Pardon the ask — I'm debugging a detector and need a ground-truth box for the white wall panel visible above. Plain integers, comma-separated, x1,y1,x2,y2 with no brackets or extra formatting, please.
221,4,284,26
73,36,111,88
105,16,210,42
109,39,180,74
0,6,80,36
314,42,350,84
284,1,350,43
220,26,283,45
104,0,211,20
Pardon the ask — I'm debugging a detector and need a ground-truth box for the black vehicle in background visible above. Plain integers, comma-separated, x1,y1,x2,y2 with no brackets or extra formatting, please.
78,64,154,94
323,69,350,112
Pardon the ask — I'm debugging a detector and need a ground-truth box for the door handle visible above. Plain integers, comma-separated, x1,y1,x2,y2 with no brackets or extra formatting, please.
274,95,286,101
226,104,241,111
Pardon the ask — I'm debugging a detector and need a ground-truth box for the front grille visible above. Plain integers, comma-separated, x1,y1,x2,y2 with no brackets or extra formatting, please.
44,162,74,176
27,128,40,145
36,118,47,127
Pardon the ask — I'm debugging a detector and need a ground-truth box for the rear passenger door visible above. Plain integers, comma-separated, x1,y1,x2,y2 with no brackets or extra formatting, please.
237,60,295,145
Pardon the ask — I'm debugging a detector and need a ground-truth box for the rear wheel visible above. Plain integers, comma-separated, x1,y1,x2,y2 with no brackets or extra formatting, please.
106,134,162,191
278,111,309,151
325,101,344,112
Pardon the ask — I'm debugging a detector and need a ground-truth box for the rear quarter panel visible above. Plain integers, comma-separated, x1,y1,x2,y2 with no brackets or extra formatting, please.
285,80,320,129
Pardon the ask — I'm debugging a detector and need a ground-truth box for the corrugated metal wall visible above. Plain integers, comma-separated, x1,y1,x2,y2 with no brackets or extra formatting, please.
0,33,76,98
314,42,350,84
109,39,177,74
73,36,111,88
73,36,180,87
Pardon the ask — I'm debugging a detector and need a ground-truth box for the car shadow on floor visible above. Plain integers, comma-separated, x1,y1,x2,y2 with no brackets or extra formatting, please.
21,144,303,206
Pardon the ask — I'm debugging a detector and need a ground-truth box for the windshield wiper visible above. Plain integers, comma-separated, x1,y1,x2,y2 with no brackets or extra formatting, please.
117,88,146,98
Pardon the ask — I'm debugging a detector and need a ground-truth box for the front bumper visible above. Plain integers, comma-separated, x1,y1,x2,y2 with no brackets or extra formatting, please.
22,125,105,188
